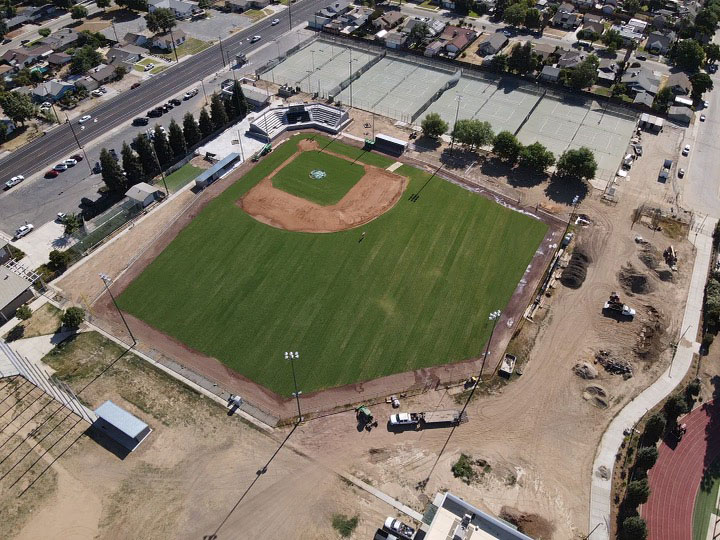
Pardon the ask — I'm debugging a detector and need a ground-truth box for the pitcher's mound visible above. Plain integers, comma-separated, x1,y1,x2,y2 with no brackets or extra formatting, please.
238,142,408,233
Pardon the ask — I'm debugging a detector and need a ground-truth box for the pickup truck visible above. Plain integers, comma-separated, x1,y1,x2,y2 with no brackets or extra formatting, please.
383,517,414,540
389,409,467,428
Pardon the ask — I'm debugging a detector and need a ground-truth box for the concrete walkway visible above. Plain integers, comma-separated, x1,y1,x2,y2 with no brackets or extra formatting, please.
339,472,424,523
9,331,75,366
588,216,716,538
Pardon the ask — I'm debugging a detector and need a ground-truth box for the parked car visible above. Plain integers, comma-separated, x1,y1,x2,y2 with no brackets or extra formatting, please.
56,212,66,222
170,98,181,106
250,35,261,43
64,158,78,167
41,101,52,108
271,18,280,25
678,168,685,178
71,154,83,161
45,169,60,178
701,114,706,122
682,144,691,156
92,162,102,174
54,163,68,171
132,117,149,126
91,89,103,97
637,54,647,60
14,224,34,239
144,63,155,71
99,86,107,93
131,82,141,89
147,108,163,118
5,175,25,189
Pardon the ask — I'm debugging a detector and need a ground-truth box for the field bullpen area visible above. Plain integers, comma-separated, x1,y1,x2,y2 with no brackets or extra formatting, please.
116,134,547,397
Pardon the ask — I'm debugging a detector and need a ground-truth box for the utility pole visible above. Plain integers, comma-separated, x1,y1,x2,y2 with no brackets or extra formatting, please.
218,35,227,68
450,94,462,152
65,115,92,173
99,273,136,346
169,28,180,63
349,53,353,109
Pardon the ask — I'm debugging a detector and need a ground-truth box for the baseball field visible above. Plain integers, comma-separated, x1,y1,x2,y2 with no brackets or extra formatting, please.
117,134,548,397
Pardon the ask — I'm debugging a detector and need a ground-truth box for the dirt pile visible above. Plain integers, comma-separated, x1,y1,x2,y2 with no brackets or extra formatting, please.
639,244,661,270
583,385,609,409
635,305,665,360
560,248,591,289
595,350,633,378
619,264,654,295
500,507,554,539
573,362,598,379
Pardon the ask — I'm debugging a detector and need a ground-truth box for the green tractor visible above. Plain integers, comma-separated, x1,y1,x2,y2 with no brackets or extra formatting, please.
356,405,378,431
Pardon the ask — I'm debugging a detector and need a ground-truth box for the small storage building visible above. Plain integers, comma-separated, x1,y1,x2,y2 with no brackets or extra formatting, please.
126,182,160,207
93,400,151,451
373,133,407,157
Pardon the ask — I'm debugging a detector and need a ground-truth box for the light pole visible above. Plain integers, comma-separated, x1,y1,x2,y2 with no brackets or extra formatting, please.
65,114,92,173
349,54,353,109
148,135,170,194
479,309,501,381
450,94,462,152
99,273,136,346
284,351,303,422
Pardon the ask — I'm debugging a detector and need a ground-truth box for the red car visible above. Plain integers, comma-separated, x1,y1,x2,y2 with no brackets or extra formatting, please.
71,154,83,161
131,82,141,89
45,169,59,178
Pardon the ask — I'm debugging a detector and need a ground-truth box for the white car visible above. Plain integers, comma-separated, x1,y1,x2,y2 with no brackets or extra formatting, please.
701,114,706,122
271,18,280,25
91,89,103,97
5,175,25,189
54,163,68,171
250,35,261,43
56,212,67,222
15,224,34,238
41,101,52,108
64,158,78,167
678,168,685,178
144,63,155,71
183,88,198,99
78,115,92,124
682,144,691,155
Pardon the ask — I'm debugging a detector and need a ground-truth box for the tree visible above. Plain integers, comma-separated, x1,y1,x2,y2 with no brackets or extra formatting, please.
48,249,71,272
3,0,15,18
16,305,32,320
168,118,187,157
421,112,448,138
624,0,640,14
408,22,429,47
0,92,35,126
556,147,597,181
566,57,598,89
577,29,600,43
134,133,160,178
210,94,228,130
231,81,248,120
508,41,536,74
620,516,648,540
452,119,494,149
611,83,629,97
525,8,542,29
635,446,659,472
114,65,128,81
0,123,8,143
519,141,555,172
39,28,52,38
199,107,213,138
145,8,176,33
100,148,127,192
117,0,148,11
0,20,7,41
62,307,85,329
690,72,714,100
70,45,103,75
626,479,651,507
13,68,32,87
664,393,689,424
504,3,527,27
183,112,202,147
97,0,112,9
671,39,705,72
706,43,720,65
71,4,89,19
694,9,718,37
198,0,210,7
77,30,106,49
63,213,84,235
121,142,144,185
153,125,173,166
601,29,623,50
493,131,522,163
223,98,235,122
490,53,508,73
53,0,74,8
652,86,673,112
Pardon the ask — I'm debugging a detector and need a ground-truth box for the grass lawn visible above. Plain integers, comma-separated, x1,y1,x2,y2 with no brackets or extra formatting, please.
117,134,547,396
694,459,720,540
150,65,169,75
271,151,365,205
243,8,271,21
163,163,203,193
2,303,62,340
157,37,211,60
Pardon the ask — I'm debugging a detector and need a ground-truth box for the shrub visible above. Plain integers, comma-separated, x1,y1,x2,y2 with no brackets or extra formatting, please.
7,324,25,342
16,305,32,320
451,453,476,483
642,413,666,445
331,514,359,538
621,516,648,540
626,478,650,507
62,307,85,329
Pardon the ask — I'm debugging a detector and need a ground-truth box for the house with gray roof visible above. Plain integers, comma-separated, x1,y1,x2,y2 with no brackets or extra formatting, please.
476,33,508,56
621,68,660,95
666,72,691,95
646,31,675,54
31,79,75,102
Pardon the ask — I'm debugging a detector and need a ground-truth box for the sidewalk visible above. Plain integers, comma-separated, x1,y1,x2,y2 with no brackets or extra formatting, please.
588,216,716,538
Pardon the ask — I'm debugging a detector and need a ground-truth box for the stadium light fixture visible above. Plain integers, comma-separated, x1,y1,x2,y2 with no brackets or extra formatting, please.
285,351,303,422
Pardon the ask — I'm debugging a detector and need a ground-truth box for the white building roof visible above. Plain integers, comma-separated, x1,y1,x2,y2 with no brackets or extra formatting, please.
94,400,149,439
126,182,157,201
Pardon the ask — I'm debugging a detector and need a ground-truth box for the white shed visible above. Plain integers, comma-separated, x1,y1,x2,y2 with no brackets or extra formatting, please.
126,182,159,207
93,400,152,451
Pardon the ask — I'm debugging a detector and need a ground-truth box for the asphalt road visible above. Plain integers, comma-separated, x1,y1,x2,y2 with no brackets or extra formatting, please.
0,0,325,185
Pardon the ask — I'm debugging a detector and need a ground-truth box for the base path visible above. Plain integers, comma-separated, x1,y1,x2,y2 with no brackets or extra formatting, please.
588,216,717,539
643,401,720,539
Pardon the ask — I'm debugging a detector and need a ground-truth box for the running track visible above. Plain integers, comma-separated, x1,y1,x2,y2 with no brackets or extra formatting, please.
644,401,720,540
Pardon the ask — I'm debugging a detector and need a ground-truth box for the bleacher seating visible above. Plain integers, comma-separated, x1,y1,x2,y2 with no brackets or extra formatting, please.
248,103,350,141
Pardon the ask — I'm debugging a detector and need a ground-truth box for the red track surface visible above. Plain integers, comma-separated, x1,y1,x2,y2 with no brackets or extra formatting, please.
644,401,720,540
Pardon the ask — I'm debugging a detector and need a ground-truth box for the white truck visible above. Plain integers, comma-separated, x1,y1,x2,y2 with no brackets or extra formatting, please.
389,409,467,428
383,517,414,540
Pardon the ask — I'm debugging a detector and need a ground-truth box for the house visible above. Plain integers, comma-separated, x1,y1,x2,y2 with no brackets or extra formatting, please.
310,0,351,27
627,18,648,33
3,4,55,30
0,117,15,137
611,24,645,45
74,76,99,92
666,72,691,95
584,13,603,25
668,105,693,124
148,0,198,18
646,31,675,54
0,45,50,68
621,68,660,95
89,64,119,84
557,50,585,68
532,42,556,61
552,3,580,29
373,11,404,30
440,26,477,55
424,40,444,57
152,29,187,50
31,79,75,102
47,52,72,66
0,266,35,323
39,28,79,51
535,0,548,9
582,20,605,36
123,32,150,47
540,65,561,82
601,0,616,15
476,33,508,56
634,91,655,107
106,45,144,66
596,58,617,86
385,30,407,49
573,0,593,8
225,0,270,11
4,14,30,30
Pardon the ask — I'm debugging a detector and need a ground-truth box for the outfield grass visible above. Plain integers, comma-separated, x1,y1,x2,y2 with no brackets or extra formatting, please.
271,150,365,205
117,134,547,396
694,460,720,540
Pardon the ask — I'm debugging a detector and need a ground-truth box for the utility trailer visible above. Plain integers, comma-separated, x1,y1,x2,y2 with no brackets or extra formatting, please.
389,409,467,428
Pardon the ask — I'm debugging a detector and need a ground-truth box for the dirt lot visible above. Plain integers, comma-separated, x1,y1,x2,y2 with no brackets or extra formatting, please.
240,139,407,232
46,110,697,537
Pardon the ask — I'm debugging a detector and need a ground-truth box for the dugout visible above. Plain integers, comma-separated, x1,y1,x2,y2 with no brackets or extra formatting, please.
93,400,152,452
373,133,407,157
195,152,241,189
